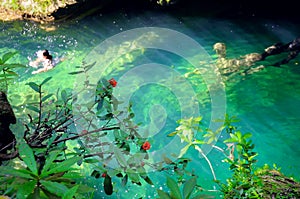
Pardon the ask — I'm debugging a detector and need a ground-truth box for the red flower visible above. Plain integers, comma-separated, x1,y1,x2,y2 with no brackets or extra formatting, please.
102,173,107,178
82,130,88,134
142,141,151,150
108,78,117,87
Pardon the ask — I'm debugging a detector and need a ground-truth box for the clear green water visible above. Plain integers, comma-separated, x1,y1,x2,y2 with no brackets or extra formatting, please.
1,11,300,198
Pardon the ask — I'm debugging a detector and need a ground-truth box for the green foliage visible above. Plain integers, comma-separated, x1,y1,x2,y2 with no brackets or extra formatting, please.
220,120,300,199
0,141,93,199
168,116,220,181
219,119,263,198
202,114,261,198
0,51,26,92
2,64,170,197
157,176,214,199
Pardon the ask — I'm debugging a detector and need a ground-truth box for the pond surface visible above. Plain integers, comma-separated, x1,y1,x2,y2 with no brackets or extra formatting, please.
1,9,300,198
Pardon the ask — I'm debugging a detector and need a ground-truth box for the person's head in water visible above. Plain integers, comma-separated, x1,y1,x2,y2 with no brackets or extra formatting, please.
213,42,226,59
42,49,52,60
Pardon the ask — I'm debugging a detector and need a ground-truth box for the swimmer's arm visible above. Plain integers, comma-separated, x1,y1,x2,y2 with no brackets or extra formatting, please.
32,66,53,74
29,57,44,68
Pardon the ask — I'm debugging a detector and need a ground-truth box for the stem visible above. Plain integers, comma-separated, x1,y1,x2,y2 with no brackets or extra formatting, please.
3,69,8,92
195,145,217,181
34,85,43,133
212,145,224,153
52,126,119,145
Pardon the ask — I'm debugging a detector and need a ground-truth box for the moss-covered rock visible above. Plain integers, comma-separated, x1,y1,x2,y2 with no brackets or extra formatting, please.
0,0,77,23
223,167,300,199
259,169,300,198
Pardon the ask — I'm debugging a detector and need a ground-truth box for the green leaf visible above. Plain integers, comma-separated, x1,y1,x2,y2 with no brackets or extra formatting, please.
42,93,53,102
2,51,17,63
18,142,38,176
16,180,37,199
157,189,172,199
140,175,154,185
183,177,197,199
0,77,14,82
26,105,40,113
104,175,113,195
41,77,52,86
40,180,68,197
27,186,42,199
84,61,96,71
62,171,84,180
192,140,206,145
27,82,40,92
167,131,178,137
113,146,128,167
121,174,128,187
41,156,82,177
42,186,62,199
41,150,60,175
166,176,182,199
76,184,95,195
111,95,119,111
68,71,84,75
0,72,18,77
126,169,140,183
0,166,35,179
1,63,26,69
243,132,252,139
191,194,215,199
178,144,192,158
83,158,99,164
62,185,79,199
61,90,68,102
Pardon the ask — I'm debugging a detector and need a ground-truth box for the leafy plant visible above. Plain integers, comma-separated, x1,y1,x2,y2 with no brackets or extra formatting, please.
219,120,300,198
0,51,26,92
220,128,261,198
168,116,222,181
1,63,180,197
0,141,93,199
157,176,214,199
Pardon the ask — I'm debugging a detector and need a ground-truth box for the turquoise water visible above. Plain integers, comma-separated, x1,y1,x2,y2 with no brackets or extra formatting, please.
1,10,300,198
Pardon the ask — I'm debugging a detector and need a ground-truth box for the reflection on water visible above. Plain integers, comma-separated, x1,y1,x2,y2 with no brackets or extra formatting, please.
1,10,300,198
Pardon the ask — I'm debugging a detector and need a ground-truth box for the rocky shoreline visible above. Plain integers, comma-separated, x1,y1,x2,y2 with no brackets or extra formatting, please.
0,0,79,23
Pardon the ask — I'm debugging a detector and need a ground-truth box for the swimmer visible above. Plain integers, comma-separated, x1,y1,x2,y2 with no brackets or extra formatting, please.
213,42,263,76
184,42,263,79
260,37,300,66
30,49,54,74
